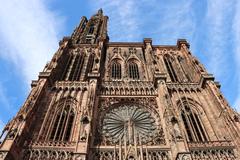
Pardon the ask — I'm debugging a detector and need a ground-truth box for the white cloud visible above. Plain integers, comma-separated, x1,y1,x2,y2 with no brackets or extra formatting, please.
0,0,63,83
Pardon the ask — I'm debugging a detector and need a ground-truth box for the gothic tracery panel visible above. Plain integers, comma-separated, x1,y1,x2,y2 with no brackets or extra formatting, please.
178,98,208,142
95,99,166,146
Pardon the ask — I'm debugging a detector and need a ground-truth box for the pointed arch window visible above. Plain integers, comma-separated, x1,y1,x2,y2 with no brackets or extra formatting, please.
163,55,178,82
180,104,207,142
62,53,84,81
69,54,84,81
88,24,95,34
129,62,139,79
111,61,121,79
49,104,75,141
85,53,94,78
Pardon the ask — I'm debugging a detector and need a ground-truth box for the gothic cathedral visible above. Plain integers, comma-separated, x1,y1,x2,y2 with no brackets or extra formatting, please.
0,9,240,160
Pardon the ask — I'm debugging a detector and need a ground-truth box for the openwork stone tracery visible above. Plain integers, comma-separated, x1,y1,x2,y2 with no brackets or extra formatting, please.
101,104,161,145
23,149,74,160
92,98,167,160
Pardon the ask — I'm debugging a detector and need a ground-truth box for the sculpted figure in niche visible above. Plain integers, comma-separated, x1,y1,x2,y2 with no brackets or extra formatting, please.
153,60,159,72
80,116,90,141
8,118,21,139
171,117,182,140
92,48,100,72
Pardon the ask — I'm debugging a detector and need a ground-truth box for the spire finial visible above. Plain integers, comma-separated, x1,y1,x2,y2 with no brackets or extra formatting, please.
98,8,103,15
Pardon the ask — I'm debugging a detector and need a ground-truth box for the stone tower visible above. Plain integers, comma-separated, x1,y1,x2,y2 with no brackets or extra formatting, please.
0,9,240,160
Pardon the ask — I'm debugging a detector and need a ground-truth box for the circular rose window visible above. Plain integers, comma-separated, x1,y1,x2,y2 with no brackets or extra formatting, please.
102,104,158,145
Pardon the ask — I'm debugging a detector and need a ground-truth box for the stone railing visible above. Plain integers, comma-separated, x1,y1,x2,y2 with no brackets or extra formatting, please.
22,148,74,160
100,81,157,96
54,81,88,91
91,148,170,160
188,141,237,160
167,82,201,92
188,140,234,149
29,141,76,150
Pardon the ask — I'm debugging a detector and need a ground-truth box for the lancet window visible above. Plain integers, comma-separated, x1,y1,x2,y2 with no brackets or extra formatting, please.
49,104,75,141
163,55,178,82
111,61,121,79
85,53,94,77
61,53,84,81
180,101,207,142
129,62,139,79
68,54,84,81
88,24,95,34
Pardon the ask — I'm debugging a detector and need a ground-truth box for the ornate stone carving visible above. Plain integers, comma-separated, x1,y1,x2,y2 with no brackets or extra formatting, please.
100,81,156,96
22,149,74,160
91,149,169,160
96,98,166,146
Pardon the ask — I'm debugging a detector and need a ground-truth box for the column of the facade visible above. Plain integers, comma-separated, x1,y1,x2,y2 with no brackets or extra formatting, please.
143,38,154,81
155,75,191,160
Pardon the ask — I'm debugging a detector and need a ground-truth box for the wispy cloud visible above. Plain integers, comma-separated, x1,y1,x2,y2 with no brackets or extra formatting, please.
91,0,141,41
91,0,195,44
233,0,240,111
153,0,195,44
204,0,234,79
0,0,64,132
0,0,63,83
201,0,240,112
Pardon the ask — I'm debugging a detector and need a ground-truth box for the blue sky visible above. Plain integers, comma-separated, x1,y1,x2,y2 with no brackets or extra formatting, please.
0,0,239,132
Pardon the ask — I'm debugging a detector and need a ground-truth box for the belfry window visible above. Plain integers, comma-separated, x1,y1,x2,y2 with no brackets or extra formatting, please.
111,62,121,79
88,24,94,34
61,54,84,81
129,62,139,79
49,105,75,141
163,55,178,82
69,54,84,81
181,104,207,142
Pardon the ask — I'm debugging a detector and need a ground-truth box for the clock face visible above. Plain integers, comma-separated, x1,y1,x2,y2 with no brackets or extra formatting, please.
102,104,158,145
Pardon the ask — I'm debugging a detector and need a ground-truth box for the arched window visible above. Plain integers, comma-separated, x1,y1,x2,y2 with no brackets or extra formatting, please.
181,104,207,142
62,53,84,81
69,54,84,81
163,55,178,82
88,24,94,34
49,104,75,141
85,53,94,78
129,62,139,79
111,62,121,79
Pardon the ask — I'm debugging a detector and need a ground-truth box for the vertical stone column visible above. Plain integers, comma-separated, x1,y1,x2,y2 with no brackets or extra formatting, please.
143,38,154,81
155,74,191,159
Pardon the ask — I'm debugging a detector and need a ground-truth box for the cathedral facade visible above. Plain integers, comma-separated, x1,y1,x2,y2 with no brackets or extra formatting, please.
0,9,240,160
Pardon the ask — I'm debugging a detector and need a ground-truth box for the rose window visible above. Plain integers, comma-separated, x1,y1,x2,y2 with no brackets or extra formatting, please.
102,104,158,144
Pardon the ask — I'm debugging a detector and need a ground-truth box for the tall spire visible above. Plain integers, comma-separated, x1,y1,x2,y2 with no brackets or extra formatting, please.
71,8,108,44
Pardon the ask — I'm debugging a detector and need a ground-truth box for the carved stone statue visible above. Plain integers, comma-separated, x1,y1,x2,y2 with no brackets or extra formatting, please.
80,116,90,141
171,117,182,140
